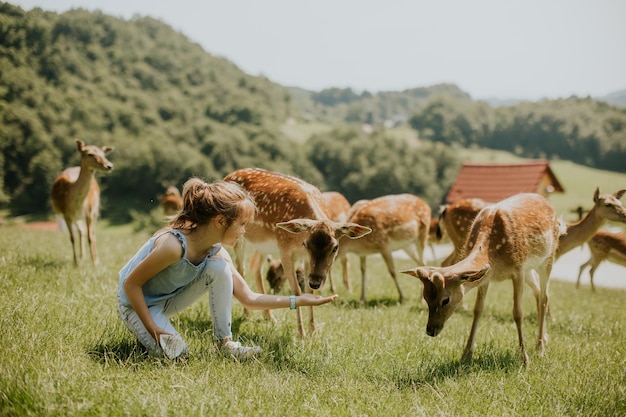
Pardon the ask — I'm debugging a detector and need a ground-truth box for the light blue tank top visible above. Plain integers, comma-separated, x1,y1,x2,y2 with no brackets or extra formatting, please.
117,229,222,308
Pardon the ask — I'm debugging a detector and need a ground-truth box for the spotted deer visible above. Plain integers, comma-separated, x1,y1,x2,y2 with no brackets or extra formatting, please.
224,168,371,338
577,230,626,292
51,140,114,266
402,193,564,366
556,188,626,258
336,193,431,304
160,184,183,216
322,191,353,292
437,198,490,267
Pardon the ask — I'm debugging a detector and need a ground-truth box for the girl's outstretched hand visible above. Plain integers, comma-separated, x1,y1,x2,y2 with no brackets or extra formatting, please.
298,293,339,306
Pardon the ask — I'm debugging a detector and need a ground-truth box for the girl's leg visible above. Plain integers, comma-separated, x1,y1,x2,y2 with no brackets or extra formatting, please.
117,303,187,358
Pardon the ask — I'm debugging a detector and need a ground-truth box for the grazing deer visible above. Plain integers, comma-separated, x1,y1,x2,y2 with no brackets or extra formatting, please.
437,198,489,267
265,255,305,294
224,168,371,338
577,230,626,292
556,188,626,258
160,185,183,216
336,194,431,304
402,193,564,366
50,140,114,266
322,191,353,292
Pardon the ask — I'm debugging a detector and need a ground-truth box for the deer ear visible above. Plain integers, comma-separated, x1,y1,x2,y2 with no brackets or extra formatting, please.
401,267,432,284
102,146,114,155
76,140,84,151
337,223,372,239
614,189,625,200
457,264,490,293
593,187,600,203
276,219,316,234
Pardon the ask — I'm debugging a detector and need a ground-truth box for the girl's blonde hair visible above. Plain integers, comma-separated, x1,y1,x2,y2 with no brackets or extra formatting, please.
169,177,256,230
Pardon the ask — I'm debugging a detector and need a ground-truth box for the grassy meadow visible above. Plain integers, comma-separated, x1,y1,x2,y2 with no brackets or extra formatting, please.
1,220,625,416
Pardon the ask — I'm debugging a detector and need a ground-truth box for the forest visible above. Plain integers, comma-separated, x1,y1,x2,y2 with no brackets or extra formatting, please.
1,2,625,222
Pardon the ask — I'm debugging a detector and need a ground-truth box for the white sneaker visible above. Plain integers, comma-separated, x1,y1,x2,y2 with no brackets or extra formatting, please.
220,340,262,361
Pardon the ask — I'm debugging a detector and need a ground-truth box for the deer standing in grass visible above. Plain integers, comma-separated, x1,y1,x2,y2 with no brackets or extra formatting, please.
51,140,114,266
336,194,431,304
402,193,564,366
160,184,183,216
577,230,626,292
556,188,626,258
437,198,489,267
224,168,371,338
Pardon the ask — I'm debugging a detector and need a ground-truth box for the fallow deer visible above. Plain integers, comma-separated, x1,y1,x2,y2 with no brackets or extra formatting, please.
577,230,626,292
224,168,371,338
336,193,431,304
322,191,352,292
160,185,183,216
437,198,490,267
402,193,564,366
265,255,305,294
556,188,626,258
50,140,114,266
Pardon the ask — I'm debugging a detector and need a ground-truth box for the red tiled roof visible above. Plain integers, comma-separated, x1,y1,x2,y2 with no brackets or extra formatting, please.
445,159,564,203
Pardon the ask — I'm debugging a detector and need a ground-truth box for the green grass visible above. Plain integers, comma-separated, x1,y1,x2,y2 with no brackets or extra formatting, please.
1,224,625,416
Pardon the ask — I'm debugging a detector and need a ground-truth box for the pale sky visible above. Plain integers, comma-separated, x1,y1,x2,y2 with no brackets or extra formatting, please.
10,0,626,100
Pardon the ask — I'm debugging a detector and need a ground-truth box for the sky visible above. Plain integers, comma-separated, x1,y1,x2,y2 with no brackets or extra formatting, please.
10,0,626,101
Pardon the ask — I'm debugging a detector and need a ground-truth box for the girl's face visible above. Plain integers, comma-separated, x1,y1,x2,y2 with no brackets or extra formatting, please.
221,216,249,247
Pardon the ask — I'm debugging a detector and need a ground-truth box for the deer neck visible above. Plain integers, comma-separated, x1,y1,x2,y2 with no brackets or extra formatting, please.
560,207,605,255
71,163,96,201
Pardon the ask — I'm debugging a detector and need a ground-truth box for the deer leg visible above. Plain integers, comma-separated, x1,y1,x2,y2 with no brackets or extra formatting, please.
65,217,79,266
380,249,404,303
461,283,488,363
512,274,529,366
85,214,99,266
341,255,351,292
577,259,592,289
359,256,367,304
249,250,275,323
536,265,551,357
527,269,552,321
281,254,305,339
588,262,599,293
328,262,337,294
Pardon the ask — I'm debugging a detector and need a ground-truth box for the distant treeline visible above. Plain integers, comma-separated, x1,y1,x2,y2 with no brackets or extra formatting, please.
1,3,624,221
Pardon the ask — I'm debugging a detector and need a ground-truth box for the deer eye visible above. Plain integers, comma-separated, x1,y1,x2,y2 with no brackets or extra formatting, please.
331,244,338,253
441,298,450,307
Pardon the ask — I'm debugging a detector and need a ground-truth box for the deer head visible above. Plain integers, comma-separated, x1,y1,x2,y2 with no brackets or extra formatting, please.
402,264,490,336
277,219,371,289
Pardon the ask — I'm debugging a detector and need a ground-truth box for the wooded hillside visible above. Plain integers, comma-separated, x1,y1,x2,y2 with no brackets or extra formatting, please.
1,2,624,221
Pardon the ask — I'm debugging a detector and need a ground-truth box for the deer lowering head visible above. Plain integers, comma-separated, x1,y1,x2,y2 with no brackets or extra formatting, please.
403,193,563,366
224,168,371,337
51,140,114,266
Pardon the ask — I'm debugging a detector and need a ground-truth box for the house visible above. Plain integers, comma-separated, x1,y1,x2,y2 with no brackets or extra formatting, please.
445,159,565,204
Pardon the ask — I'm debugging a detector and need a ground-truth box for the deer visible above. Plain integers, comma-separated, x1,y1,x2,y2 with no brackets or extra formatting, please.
437,198,490,267
50,140,114,266
265,255,305,294
577,230,626,292
402,193,565,366
556,188,626,258
160,184,183,216
322,191,353,292
336,193,431,304
224,168,372,338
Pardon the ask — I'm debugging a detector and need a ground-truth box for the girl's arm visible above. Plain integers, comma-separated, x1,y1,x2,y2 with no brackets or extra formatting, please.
123,233,183,340
219,248,339,309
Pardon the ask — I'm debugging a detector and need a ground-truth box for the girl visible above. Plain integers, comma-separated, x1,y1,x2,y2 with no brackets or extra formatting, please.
117,177,338,360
